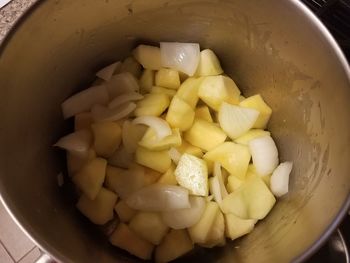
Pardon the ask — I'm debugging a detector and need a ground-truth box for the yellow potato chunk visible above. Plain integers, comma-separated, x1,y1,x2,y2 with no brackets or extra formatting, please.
114,200,136,222
176,77,203,108
151,86,177,97
188,201,219,243
239,94,272,129
110,223,154,260
155,68,181,89
122,120,147,153
134,93,170,117
200,210,225,248
224,213,256,240
175,153,208,196
66,149,96,176
143,167,162,186
139,128,182,151
129,212,169,245
139,69,154,93
155,229,194,263
158,164,177,185
133,45,161,70
195,106,213,122
235,129,271,145
72,158,107,200
226,175,243,193
195,49,223,76
204,142,251,180
135,147,171,173
175,140,203,158
91,122,122,157
184,119,227,151
74,112,92,131
76,187,118,225
166,96,195,131
120,57,142,78
198,75,241,111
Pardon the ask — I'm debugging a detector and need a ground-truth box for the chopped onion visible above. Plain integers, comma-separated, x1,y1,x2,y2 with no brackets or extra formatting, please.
108,145,134,169
270,162,293,197
106,72,139,98
96,61,121,81
91,102,136,122
132,116,172,140
61,85,109,119
160,42,200,76
214,162,228,199
122,120,147,153
168,147,182,164
108,92,143,109
126,184,190,211
249,136,279,176
54,129,92,156
209,175,223,205
218,102,260,139
161,196,206,229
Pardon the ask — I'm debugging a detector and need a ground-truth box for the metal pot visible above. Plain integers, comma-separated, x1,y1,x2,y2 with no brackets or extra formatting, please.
0,0,349,262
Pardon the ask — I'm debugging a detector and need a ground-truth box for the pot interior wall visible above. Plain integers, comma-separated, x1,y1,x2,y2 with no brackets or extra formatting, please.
0,0,349,262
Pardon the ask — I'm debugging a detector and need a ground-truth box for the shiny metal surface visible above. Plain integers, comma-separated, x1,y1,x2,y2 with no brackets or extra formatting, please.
0,0,349,262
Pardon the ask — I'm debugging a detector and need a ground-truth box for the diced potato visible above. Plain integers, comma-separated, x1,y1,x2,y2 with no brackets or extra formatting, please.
143,167,162,186
77,187,118,225
66,149,96,176
129,212,169,245
122,120,147,153
151,86,177,97
155,229,194,263
235,129,271,145
204,142,251,180
195,49,223,77
195,106,213,122
108,145,133,169
91,122,122,157
179,71,189,83
114,200,136,222
133,45,161,70
200,210,225,248
139,128,182,151
247,164,271,187
188,201,219,243
224,213,256,240
158,164,177,185
110,223,154,260
221,189,247,218
155,68,181,90
134,93,170,117
175,140,203,158
139,69,154,93
198,76,241,111
166,96,195,131
239,95,246,102
74,112,92,131
176,77,203,108
105,164,145,199
120,57,142,78
135,147,171,173
184,119,226,151
239,94,272,129
226,175,243,193
72,158,107,200
175,154,208,196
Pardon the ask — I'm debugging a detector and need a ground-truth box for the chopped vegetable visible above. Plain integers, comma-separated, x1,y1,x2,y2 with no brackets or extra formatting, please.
195,49,223,76
133,45,162,70
270,162,293,197
96,61,121,81
133,116,172,140
155,68,181,90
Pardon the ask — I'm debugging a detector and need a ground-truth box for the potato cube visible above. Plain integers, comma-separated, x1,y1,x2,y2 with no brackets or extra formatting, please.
195,49,223,77
139,69,154,93
129,212,169,245
67,149,96,176
239,94,272,129
133,45,161,70
166,96,195,131
158,164,177,185
175,153,208,196
188,201,219,243
114,200,136,222
155,229,194,263
134,93,170,117
221,189,248,218
91,122,122,157
176,77,203,108
175,140,203,158
120,57,142,78
155,68,181,89
226,175,243,193
135,147,171,173
122,120,147,153
204,142,251,180
143,167,162,186
184,119,227,151
72,158,107,200
77,187,118,225
198,75,241,111
139,128,182,151
74,112,92,131
151,86,177,97
195,106,213,122
110,223,154,260
200,210,225,248
107,145,133,169
224,213,256,240
235,129,271,145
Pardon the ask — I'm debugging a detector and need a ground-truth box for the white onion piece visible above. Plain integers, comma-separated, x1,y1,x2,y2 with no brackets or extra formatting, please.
160,42,200,76
168,147,182,164
214,162,228,199
108,145,134,169
106,72,139,98
108,92,143,109
126,184,190,211
96,61,121,81
132,116,172,140
210,175,223,205
270,162,293,197
122,120,147,153
91,102,136,122
54,129,92,156
249,136,279,176
161,196,206,229
61,85,109,119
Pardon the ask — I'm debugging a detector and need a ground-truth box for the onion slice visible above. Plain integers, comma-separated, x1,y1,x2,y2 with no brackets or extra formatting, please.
209,175,223,205
161,196,206,229
270,162,293,197
132,116,172,140
249,136,279,176
160,42,200,76
168,147,182,164
61,85,109,119
214,162,228,199
96,61,121,81
106,72,139,98
91,102,136,122
108,92,143,109
54,129,92,156
126,184,190,211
